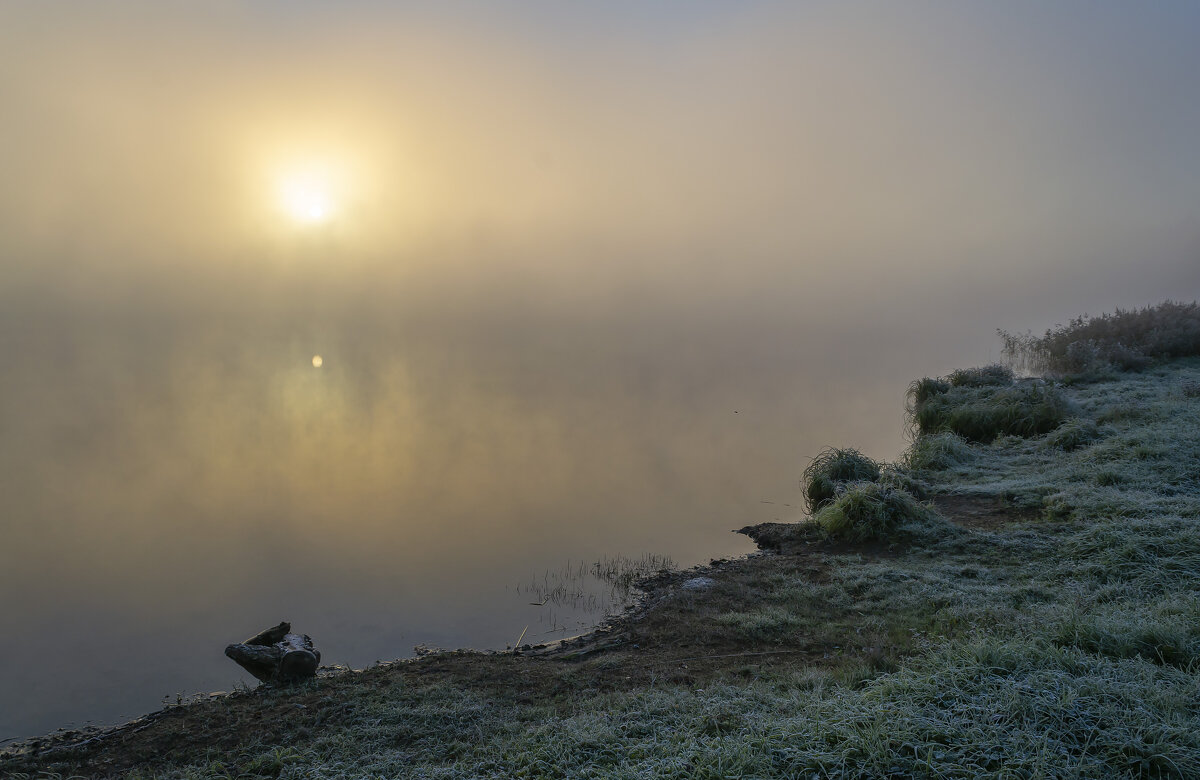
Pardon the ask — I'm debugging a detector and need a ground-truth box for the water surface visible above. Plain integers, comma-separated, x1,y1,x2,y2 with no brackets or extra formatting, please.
1,285,932,740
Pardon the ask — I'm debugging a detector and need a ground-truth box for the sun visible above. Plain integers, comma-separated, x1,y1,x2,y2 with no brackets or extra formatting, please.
279,175,334,224
260,143,366,230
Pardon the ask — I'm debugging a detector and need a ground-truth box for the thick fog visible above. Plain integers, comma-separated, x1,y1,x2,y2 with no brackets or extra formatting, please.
1,1,1198,739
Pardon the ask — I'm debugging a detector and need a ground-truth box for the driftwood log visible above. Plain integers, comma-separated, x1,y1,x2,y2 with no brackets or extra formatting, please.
225,621,320,684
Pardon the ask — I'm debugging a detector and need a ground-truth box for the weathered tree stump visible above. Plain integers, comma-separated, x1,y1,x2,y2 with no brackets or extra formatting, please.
225,621,320,684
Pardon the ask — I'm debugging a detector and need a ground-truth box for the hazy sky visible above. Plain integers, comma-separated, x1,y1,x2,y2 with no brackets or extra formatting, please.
3,1,1197,329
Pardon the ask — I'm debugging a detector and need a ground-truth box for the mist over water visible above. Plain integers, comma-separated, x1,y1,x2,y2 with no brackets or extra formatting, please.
0,289,918,738
3,1,1200,740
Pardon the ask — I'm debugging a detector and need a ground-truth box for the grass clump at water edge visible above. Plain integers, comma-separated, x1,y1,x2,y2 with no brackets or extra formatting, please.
948,363,1015,388
801,447,881,512
811,481,951,543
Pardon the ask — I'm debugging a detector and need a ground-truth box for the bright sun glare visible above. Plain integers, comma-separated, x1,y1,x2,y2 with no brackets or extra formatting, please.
279,177,333,224
264,147,367,229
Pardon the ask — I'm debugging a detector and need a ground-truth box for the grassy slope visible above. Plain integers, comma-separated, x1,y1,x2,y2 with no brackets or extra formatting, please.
5,359,1200,779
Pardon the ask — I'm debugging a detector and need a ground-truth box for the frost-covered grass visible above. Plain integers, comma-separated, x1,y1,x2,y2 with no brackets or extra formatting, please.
905,431,976,472
802,447,882,511
10,358,1200,779
913,357,1200,522
909,379,1074,443
105,640,1200,779
811,481,951,543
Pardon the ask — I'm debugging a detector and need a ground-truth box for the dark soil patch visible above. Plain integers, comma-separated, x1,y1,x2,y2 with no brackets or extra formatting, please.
736,522,896,559
931,494,1040,530
741,495,1038,546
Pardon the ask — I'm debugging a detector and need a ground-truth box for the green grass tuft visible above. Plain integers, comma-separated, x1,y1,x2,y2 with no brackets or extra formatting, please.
811,481,949,543
1044,417,1101,451
908,376,951,407
801,447,881,512
911,381,1073,443
1054,596,1200,668
905,431,976,472
948,364,1015,387
877,466,932,500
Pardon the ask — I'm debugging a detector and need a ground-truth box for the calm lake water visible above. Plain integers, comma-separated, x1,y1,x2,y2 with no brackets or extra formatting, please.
0,284,931,741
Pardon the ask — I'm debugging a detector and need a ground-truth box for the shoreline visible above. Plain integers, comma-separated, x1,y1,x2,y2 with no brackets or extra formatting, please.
7,353,1200,777
0,555,727,758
